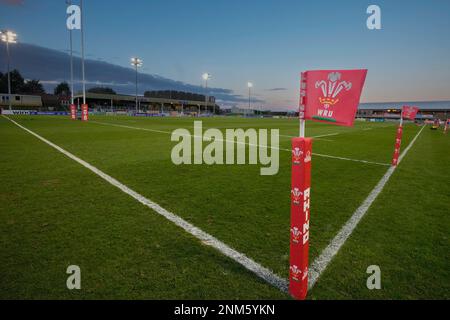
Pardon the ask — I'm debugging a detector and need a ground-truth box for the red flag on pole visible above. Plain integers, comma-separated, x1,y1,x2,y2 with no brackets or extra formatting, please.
391,106,419,166
402,106,419,120
289,69,367,300
302,69,367,126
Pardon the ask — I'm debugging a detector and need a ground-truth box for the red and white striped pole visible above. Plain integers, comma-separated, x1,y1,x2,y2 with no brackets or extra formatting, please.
391,110,403,166
289,72,312,300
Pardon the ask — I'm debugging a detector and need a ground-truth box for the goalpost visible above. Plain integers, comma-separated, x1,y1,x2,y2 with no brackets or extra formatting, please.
70,103,88,121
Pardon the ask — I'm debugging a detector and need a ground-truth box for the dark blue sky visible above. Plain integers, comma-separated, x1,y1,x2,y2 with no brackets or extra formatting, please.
1,0,449,109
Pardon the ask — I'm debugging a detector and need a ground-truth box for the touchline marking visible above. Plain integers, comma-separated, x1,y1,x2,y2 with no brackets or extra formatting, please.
280,132,340,139
279,133,336,142
91,120,389,166
3,116,289,293
308,124,426,290
312,138,334,142
311,152,390,167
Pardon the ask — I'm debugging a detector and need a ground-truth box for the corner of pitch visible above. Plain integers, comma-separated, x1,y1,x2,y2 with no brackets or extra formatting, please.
170,121,279,175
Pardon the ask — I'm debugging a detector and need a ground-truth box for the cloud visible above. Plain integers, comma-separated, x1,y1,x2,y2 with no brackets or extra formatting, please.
0,0,24,6
265,87,287,91
0,42,261,104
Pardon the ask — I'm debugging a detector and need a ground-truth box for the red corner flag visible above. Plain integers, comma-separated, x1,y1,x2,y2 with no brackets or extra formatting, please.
290,69,367,301
301,69,367,126
402,106,419,120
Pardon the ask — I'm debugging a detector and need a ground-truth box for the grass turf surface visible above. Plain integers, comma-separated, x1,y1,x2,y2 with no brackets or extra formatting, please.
0,115,448,299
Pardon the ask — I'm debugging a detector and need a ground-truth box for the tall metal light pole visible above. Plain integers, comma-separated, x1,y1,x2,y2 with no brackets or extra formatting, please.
1,30,17,111
247,82,253,117
131,57,143,112
202,73,210,117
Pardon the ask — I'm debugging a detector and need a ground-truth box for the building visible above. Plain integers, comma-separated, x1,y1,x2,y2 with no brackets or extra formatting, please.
357,101,450,120
230,106,253,115
0,93,70,110
0,93,42,109
72,92,219,115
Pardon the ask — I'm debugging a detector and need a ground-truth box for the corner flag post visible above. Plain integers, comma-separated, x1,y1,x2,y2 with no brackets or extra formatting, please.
289,72,312,300
289,69,367,300
392,109,404,166
299,72,307,138
392,106,419,166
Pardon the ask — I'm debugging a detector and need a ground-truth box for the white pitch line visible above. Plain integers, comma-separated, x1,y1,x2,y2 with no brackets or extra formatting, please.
280,132,340,139
311,152,390,167
3,116,289,294
312,133,340,138
308,124,426,289
312,138,334,142
92,120,389,166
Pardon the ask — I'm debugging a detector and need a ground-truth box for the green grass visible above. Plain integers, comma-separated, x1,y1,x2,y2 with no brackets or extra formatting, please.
309,126,450,299
0,115,448,299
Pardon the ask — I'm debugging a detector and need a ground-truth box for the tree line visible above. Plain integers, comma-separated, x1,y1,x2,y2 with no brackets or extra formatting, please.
0,69,117,97
0,70,46,95
1,70,214,103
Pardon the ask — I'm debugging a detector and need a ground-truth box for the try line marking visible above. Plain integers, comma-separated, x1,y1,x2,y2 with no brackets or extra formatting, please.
3,115,289,294
91,120,390,166
308,124,426,290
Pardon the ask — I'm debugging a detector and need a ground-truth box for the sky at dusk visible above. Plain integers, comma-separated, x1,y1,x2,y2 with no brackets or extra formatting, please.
0,0,449,110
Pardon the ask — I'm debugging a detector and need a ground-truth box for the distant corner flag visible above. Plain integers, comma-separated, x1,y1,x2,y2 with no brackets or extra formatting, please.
289,69,367,300
402,106,419,121
391,106,419,166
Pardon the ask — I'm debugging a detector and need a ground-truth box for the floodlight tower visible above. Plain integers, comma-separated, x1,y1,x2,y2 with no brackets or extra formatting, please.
247,82,253,117
202,72,210,116
131,57,143,112
1,30,18,110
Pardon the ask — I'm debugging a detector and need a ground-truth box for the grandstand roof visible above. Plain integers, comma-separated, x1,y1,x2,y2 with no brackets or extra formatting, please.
73,92,216,107
359,101,450,111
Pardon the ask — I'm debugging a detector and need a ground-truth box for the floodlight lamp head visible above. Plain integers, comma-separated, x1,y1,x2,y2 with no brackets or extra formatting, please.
131,57,143,67
0,30,17,44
